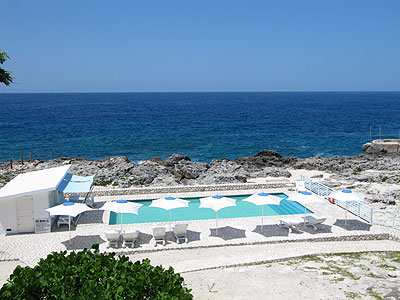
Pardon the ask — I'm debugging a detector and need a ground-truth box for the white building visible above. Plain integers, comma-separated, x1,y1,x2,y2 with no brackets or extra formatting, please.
0,165,71,235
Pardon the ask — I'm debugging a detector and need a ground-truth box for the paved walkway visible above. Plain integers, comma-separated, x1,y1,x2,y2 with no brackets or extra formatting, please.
1,188,399,267
128,239,400,273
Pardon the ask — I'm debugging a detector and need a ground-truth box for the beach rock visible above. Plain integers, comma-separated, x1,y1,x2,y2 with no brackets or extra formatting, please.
234,150,286,170
363,143,389,154
174,161,209,179
148,157,164,166
195,159,248,184
163,153,191,167
2,149,400,195
263,167,291,178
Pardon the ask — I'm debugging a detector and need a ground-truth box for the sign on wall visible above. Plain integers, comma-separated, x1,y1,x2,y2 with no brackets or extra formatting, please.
35,218,51,234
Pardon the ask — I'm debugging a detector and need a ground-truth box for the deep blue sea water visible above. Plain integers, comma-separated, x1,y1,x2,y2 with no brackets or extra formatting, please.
0,92,400,162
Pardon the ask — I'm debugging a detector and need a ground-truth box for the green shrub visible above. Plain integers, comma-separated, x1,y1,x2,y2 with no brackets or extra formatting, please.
380,176,388,182
94,179,113,186
1,245,193,300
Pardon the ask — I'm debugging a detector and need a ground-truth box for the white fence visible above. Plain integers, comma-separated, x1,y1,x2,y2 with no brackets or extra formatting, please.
300,175,400,230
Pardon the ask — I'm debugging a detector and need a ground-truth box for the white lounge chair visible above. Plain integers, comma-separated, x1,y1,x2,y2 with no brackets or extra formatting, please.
302,216,327,231
295,181,307,193
153,227,166,246
173,224,188,243
279,217,303,232
104,230,120,248
122,230,140,248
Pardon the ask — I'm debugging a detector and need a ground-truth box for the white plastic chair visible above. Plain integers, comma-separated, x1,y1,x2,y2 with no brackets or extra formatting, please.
122,230,139,247
104,230,120,248
173,224,188,243
153,227,166,246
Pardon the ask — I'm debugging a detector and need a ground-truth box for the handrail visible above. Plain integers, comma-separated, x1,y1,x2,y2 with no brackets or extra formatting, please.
300,175,400,230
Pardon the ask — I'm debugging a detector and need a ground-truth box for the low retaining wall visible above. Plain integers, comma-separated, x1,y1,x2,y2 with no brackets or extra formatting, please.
112,233,399,257
92,182,287,197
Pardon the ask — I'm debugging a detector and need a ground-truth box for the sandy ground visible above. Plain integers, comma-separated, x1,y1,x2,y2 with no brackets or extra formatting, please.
1,251,399,299
182,252,400,300
0,260,26,286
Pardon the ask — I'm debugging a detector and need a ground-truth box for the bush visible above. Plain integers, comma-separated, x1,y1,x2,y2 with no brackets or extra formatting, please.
1,245,193,300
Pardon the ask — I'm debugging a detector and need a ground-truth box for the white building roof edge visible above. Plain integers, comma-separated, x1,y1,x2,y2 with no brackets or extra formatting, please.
0,165,71,201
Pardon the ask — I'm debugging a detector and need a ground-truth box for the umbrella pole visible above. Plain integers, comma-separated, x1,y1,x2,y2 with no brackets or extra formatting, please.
68,215,71,245
261,206,264,231
304,205,307,226
216,211,219,236
121,213,123,231
345,202,348,226
169,209,172,231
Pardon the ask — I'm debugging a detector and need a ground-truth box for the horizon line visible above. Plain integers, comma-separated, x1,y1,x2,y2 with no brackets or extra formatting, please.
1,90,400,94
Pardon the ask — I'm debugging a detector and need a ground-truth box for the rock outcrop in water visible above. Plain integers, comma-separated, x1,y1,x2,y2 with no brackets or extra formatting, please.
1,150,400,191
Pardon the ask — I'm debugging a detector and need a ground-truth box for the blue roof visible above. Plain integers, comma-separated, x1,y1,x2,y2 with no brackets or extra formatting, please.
56,174,95,193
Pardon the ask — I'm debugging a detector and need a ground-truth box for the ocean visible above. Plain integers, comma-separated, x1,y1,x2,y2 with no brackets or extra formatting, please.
0,92,399,163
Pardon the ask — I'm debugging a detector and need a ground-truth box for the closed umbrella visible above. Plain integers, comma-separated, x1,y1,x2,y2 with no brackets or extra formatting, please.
329,190,365,226
243,192,283,230
199,195,237,235
149,196,189,230
287,191,325,225
46,202,92,242
99,200,143,231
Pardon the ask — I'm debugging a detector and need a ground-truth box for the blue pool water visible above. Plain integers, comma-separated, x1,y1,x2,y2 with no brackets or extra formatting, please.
109,194,312,224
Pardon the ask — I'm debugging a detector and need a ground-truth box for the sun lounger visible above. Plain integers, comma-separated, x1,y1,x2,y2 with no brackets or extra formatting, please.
104,230,120,248
295,181,307,193
279,217,303,232
173,224,188,243
153,227,166,246
122,230,140,248
302,216,327,231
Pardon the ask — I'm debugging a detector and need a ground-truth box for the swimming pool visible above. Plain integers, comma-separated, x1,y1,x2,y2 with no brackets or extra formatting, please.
109,193,312,224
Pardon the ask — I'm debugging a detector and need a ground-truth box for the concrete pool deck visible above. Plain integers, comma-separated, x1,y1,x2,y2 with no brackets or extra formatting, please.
0,186,399,271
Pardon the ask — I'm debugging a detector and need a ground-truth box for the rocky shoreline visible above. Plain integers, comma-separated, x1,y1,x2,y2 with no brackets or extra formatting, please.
1,150,400,205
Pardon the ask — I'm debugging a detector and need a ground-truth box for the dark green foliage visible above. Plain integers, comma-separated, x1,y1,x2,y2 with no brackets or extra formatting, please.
1,244,193,300
0,49,13,86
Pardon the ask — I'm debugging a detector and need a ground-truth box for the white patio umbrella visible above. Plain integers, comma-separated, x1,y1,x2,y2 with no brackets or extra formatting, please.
243,192,283,230
199,195,237,235
329,190,365,226
99,200,143,231
149,196,189,230
46,202,92,242
287,191,325,225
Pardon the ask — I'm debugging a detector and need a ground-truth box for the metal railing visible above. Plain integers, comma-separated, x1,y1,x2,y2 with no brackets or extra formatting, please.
300,175,400,230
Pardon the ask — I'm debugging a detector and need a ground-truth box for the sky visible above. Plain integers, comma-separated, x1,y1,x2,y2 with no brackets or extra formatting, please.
1,0,400,93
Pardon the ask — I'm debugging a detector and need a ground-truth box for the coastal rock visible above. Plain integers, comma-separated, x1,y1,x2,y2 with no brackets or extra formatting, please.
163,154,191,167
174,161,209,179
234,150,286,170
2,149,400,200
263,167,291,178
194,159,248,184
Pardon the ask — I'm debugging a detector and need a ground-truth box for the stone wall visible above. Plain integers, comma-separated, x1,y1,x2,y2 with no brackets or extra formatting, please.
92,182,287,197
363,139,400,153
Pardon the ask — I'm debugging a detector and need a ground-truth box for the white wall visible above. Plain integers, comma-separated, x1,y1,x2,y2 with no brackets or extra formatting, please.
0,198,18,235
32,192,50,219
